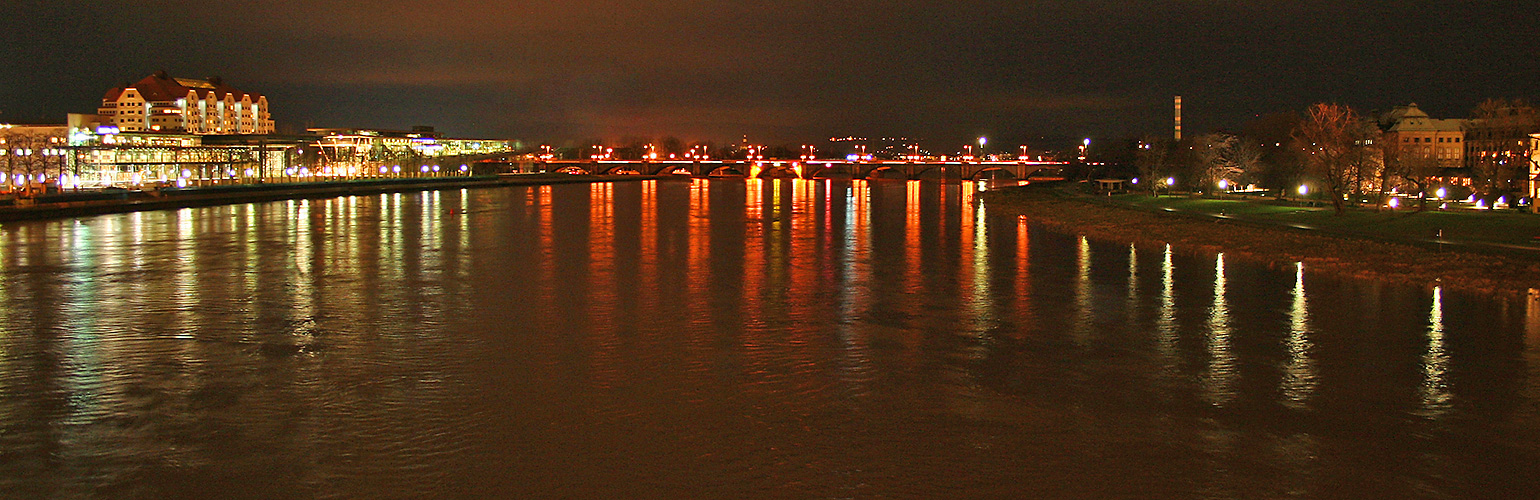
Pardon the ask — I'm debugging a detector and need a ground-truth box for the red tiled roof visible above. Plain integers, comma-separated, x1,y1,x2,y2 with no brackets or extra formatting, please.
128,73,187,102
108,72,265,103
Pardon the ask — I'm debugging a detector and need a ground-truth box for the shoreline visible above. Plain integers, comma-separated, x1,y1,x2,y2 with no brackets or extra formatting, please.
0,174,663,223
981,183,1540,296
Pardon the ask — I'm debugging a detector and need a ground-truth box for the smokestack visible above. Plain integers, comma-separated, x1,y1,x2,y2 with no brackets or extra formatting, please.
1174,95,1183,141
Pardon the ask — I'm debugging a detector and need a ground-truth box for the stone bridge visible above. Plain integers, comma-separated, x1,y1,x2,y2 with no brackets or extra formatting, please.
463,159,1067,181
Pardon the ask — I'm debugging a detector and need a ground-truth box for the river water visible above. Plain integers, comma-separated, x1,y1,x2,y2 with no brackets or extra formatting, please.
0,179,1537,499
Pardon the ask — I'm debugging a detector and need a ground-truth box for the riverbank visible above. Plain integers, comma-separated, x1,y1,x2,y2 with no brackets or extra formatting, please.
980,183,1540,295
0,173,661,223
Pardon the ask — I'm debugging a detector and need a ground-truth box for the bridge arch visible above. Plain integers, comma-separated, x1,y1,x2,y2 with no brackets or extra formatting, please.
756,166,800,179
597,164,641,175
864,166,911,181
968,167,1017,181
1021,164,1063,180
809,162,854,179
910,166,946,180
708,166,747,178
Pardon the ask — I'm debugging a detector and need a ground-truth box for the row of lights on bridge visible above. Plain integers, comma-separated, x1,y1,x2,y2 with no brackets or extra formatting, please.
540,137,1049,162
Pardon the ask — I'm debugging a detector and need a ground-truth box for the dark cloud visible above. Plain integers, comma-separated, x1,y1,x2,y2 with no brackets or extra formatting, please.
2,1,1536,148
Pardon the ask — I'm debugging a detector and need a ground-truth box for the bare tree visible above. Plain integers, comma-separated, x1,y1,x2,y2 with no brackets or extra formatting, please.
2,131,55,196
1381,136,1443,212
1351,126,1384,205
1134,135,1170,197
1295,103,1371,215
1242,112,1305,196
1466,98,1539,197
1183,133,1263,193
1192,133,1233,191
1229,139,1263,186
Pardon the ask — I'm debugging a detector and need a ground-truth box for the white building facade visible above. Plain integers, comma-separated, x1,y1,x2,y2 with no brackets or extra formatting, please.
98,71,274,135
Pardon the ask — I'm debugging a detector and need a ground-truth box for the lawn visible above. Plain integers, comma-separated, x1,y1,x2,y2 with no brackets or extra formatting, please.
1109,194,1540,247
982,185,1540,294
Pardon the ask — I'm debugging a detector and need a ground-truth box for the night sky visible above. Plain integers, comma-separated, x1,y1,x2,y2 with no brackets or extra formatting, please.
2,1,1535,148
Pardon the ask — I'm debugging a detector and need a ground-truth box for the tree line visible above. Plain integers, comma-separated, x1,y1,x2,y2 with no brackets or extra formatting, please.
1126,99,1538,214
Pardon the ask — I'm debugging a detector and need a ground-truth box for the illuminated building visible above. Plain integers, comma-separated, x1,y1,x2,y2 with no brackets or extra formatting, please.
1530,133,1540,206
98,71,275,134
308,127,517,165
1378,103,1466,167
1464,103,1538,197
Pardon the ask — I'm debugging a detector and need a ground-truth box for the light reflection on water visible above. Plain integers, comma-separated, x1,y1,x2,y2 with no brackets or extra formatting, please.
1281,262,1318,409
1203,253,1236,407
0,179,1536,498
1420,287,1452,418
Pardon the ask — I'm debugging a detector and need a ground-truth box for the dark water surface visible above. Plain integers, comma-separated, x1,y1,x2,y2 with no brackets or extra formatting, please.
1,179,1537,499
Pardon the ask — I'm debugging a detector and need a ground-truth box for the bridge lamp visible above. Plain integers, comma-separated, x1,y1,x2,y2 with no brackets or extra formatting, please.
978,137,987,148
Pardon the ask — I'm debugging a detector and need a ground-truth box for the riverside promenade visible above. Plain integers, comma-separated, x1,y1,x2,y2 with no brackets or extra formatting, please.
0,174,659,222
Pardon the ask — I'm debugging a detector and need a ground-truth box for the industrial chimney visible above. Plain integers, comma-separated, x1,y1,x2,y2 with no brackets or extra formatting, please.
1174,95,1183,141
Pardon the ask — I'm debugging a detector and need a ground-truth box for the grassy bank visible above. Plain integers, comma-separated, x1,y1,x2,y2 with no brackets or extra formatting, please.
981,184,1540,295
1110,193,1540,247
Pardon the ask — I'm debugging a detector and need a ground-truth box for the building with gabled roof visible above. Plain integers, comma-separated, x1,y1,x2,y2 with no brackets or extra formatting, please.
98,71,274,135
1378,103,1467,168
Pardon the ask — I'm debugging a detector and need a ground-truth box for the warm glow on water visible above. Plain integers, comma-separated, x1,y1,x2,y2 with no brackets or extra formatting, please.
0,179,1537,498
